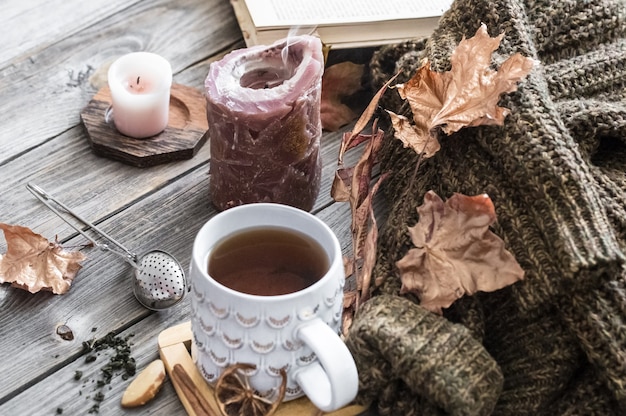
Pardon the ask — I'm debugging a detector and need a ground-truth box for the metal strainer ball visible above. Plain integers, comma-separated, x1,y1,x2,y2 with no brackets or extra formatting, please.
27,183,187,310
133,250,186,310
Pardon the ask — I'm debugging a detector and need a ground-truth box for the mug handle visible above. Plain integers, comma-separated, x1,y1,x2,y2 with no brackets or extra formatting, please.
294,318,359,412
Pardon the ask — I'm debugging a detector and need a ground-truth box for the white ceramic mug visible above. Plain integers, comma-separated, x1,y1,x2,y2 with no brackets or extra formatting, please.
189,203,358,412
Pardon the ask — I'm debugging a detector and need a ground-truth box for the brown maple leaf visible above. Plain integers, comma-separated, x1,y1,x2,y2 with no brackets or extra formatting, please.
396,191,524,314
0,223,86,294
321,61,365,131
388,23,535,157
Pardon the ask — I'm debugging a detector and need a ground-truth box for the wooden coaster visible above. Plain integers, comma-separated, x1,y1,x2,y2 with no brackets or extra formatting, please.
81,84,208,168
158,321,368,416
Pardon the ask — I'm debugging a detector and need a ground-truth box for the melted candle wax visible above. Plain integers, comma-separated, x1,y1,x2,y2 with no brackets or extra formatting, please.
204,35,324,211
125,76,152,94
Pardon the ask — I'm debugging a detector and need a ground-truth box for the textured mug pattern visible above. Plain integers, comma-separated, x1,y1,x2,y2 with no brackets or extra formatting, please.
190,266,345,401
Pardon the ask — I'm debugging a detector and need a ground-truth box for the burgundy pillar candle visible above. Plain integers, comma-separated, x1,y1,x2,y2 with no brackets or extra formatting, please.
204,35,324,211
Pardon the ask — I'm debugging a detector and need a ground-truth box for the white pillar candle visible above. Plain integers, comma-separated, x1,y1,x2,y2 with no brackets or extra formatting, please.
107,52,172,138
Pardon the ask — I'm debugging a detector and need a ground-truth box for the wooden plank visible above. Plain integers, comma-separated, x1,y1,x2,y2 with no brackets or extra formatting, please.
0,54,230,252
0,123,212,252
0,312,189,415
0,125,357,401
0,168,216,403
0,0,141,67
0,157,361,414
0,50,236,248
0,119,354,254
0,0,242,165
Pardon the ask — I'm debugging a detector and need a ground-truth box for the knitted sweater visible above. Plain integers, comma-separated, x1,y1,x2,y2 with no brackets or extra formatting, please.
345,0,626,414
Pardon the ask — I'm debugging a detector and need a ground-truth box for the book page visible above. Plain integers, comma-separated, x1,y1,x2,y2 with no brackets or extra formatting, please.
244,0,453,28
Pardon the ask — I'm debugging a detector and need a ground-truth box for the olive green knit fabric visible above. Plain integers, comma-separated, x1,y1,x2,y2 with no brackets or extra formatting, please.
345,0,626,415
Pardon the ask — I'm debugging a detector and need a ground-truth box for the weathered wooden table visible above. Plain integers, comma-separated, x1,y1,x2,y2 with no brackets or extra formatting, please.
0,0,368,414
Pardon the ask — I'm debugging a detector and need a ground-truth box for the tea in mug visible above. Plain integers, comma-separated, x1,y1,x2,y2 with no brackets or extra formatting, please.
208,227,329,296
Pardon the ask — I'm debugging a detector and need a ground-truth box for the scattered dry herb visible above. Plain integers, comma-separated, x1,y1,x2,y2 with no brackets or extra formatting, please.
72,332,136,414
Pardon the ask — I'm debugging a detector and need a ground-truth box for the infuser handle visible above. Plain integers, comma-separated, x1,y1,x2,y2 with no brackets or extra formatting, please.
26,182,139,267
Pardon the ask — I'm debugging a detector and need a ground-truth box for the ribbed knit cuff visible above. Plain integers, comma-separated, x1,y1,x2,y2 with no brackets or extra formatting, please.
558,270,626,406
346,295,503,416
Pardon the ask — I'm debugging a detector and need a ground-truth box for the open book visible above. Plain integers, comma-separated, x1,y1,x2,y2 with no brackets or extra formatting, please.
230,0,453,49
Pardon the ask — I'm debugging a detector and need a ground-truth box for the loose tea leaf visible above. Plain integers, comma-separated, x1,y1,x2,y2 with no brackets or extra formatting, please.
396,191,524,314
388,23,534,157
0,223,86,294
82,332,136,414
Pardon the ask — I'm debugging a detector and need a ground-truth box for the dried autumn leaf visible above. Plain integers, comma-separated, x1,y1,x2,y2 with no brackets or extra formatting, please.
340,72,399,158
331,167,353,203
352,172,387,302
396,191,524,314
321,61,365,131
0,223,86,294
388,23,534,157
215,363,286,416
386,111,440,158
342,290,358,337
332,120,388,332
331,73,403,333
333,127,384,257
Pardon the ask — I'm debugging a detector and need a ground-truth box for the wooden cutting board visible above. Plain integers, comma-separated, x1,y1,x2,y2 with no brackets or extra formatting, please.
158,321,367,416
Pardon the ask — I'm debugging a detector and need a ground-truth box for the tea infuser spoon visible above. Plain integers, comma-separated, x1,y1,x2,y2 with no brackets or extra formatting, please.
26,182,186,311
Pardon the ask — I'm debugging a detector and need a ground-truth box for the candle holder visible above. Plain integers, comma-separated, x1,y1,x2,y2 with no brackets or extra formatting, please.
80,84,208,168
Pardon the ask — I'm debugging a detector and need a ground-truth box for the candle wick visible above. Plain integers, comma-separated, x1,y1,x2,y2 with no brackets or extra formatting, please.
137,76,141,85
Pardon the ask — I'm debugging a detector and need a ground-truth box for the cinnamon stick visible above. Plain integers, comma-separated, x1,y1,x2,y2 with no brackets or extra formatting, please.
171,363,220,416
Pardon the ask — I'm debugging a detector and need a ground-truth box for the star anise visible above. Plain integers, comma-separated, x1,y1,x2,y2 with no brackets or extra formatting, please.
215,363,287,416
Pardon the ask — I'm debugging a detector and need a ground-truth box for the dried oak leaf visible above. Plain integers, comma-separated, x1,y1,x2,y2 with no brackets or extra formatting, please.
388,23,534,157
0,223,86,294
332,121,389,321
215,363,286,416
396,191,524,314
321,61,365,131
